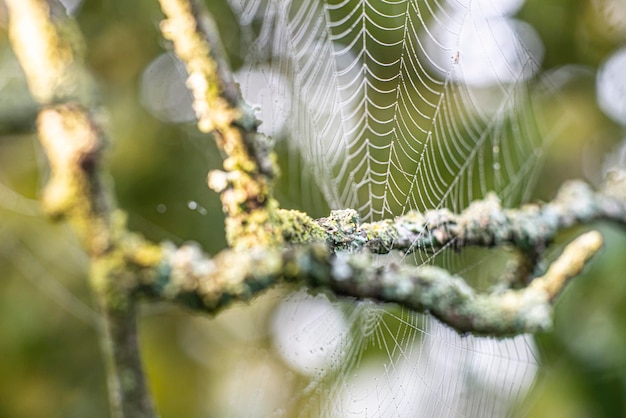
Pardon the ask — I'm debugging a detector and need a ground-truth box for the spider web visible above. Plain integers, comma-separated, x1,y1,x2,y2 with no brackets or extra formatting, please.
227,0,555,416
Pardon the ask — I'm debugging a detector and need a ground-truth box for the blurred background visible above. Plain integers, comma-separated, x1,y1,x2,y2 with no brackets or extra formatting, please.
0,0,625,417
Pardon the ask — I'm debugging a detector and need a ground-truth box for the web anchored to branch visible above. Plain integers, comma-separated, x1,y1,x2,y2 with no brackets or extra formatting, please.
225,0,587,417
232,0,547,219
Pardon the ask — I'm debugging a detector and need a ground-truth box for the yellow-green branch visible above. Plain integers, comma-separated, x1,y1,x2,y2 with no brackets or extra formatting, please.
159,0,282,249
6,2,158,417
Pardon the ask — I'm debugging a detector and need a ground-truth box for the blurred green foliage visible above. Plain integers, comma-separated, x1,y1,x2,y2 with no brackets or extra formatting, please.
0,0,625,417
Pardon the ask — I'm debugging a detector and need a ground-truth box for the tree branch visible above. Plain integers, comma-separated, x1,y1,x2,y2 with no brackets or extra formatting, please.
158,0,282,249
312,180,625,253
139,230,602,336
6,1,157,417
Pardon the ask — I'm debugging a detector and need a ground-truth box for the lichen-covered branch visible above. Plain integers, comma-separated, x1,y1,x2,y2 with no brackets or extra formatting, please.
35,105,111,252
6,2,157,418
139,231,601,336
158,0,282,249
310,180,626,255
272,179,624,288
5,0,85,103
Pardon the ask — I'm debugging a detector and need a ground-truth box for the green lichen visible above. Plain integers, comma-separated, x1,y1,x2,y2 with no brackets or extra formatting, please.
276,209,326,244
